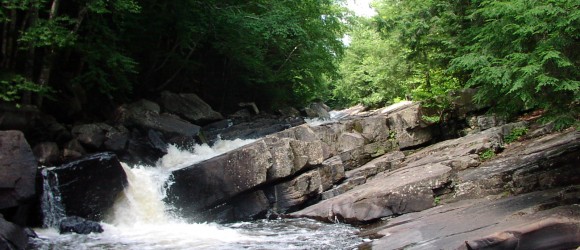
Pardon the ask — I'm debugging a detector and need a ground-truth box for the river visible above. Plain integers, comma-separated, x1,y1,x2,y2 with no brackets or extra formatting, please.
31,138,364,249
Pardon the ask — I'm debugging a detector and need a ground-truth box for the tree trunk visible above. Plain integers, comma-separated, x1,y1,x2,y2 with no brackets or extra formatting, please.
34,0,61,107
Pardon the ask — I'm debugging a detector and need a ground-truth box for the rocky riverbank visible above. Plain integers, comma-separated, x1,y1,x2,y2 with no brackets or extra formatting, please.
1,90,579,249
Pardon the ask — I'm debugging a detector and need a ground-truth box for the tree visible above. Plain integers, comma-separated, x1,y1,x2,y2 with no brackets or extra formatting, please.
333,17,410,108
450,0,579,128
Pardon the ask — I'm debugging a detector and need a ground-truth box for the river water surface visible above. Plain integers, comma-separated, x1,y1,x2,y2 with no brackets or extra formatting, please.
31,138,364,249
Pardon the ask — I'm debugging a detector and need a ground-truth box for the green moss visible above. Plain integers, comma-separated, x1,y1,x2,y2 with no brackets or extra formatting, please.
479,148,496,161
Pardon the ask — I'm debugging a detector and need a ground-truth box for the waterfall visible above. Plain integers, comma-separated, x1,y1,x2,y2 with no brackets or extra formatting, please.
106,137,256,226
40,168,66,228
32,137,363,249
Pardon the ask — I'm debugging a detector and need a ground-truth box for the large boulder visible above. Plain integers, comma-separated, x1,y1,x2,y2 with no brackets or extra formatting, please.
115,99,200,138
0,215,27,250
159,91,223,125
166,141,272,216
0,131,37,225
383,102,432,148
58,216,103,235
41,152,127,223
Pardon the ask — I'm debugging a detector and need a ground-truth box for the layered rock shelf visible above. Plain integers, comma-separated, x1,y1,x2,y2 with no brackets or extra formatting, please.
1,96,579,249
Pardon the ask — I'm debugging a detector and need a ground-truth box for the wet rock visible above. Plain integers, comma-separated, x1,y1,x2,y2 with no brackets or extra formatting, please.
0,215,27,250
159,91,223,125
33,142,60,166
201,190,271,223
266,170,322,213
42,152,127,221
167,141,272,214
58,216,103,235
123,129,167,165
0,131,37,225
203,117,302,144
368,189,580,250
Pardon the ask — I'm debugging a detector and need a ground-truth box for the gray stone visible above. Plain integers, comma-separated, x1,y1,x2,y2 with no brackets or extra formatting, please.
292,163,451,223
338,132,366,152
0,215,27,250
167,141,272,214
318,156,345,191
368,189,580,250
304,102,330,119
59,216,103,235
103,125,129,151
0,131,37,213
62,139,86,160
454,130,580,200
115,99,200,137
159,91,223,124
267,170,322,213
71,123,114,149
33,142,60,165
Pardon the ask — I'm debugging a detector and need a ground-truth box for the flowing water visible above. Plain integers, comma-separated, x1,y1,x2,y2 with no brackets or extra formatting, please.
31,138,364,249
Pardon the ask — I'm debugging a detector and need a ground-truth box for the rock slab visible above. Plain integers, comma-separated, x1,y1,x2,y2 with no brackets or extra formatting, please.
42,152,127,221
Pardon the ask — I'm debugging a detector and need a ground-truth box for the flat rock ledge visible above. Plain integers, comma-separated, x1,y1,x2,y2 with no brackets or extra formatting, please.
291,126,580,249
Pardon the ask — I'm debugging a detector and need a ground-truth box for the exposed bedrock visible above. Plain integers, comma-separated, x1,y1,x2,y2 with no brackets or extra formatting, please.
166,102,433,222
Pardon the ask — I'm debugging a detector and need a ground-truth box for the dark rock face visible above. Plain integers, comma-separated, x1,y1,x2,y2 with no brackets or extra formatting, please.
0,215,27,250
42,152,127,221
0,131,37,225
166,141,272,214
32,142,60,166
266,170,323,213
58,216,103,235
202,117,304,144
159,91,223,125
122,129,168,165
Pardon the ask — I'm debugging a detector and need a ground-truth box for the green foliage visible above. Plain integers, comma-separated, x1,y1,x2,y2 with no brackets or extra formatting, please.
504,127,528,144
434,196,441,206
479,148,496,161
0,73,50,102
422,115,441,124
333,18,409,108
450,0,580,120
18,17,77,48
